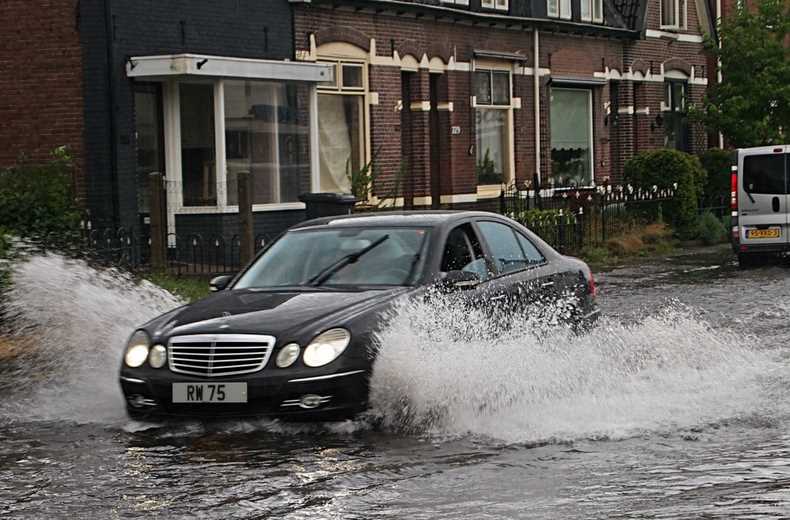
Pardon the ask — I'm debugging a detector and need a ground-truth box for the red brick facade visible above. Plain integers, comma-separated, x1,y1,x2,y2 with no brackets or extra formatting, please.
0,0,85,201
294,0,713,206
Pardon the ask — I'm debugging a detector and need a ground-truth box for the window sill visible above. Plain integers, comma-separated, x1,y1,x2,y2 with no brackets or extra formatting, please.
477,184,504,199
175,202,306,215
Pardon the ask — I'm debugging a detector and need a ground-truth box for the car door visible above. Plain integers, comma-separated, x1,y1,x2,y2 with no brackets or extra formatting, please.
738,147,789,248
474,219,557,310
438,222,495,304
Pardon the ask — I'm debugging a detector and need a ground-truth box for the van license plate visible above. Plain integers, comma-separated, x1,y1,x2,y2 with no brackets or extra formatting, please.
172,383,247,403
747,229,780,239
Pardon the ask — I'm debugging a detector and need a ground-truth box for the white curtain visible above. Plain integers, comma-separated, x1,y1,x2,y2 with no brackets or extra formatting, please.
318,94,354,193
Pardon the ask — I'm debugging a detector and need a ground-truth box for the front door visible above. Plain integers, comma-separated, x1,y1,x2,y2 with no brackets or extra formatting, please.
738,147,789,249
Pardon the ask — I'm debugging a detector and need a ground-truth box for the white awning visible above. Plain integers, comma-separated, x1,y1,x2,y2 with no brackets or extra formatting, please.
126,53,333,83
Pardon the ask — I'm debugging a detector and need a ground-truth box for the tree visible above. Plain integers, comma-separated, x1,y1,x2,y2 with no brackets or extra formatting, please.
697,0,790,147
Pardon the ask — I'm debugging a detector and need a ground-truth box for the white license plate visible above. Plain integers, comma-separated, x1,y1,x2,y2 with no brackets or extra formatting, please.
172,382,247,403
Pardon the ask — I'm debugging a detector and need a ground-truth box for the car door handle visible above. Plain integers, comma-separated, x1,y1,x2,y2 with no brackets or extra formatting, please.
773,196,781,212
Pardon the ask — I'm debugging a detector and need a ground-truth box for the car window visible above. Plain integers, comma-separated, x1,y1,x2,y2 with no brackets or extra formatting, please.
743,154,786,194
477,221,529,275
515,232,546,265
441,224,489,281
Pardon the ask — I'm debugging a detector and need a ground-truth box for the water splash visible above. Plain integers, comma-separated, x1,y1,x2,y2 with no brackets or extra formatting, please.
369,298,787,444
0,252,183,424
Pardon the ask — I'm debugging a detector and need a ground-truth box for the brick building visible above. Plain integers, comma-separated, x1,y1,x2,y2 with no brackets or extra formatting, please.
0,0,717,240
292,0,716,209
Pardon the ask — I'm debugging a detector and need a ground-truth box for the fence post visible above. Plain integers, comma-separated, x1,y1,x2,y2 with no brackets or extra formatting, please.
238,170,255,266
149,172,166,270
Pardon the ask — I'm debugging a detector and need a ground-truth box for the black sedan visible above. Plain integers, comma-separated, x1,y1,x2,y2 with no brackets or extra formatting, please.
120,211,598,420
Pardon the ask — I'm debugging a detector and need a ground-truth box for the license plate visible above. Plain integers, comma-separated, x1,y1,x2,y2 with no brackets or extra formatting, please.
172,383,247,403
746,228,781,239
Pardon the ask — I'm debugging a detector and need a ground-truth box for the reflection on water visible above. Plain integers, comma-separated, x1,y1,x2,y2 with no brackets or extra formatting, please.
1,247,789,518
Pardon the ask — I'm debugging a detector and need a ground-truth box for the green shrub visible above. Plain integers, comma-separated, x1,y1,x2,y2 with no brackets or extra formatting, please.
699,148,734,205
695,212,727,245
624,149,706,239
0,147,81,240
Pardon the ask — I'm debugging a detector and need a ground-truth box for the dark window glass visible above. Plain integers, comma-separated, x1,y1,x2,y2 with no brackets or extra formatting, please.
179,83,216,206
473,71,492,105
342,64,364,89
743,154,787,194
477,221,527,274
515,233,546,264
441,224,489,281
492,71,510,105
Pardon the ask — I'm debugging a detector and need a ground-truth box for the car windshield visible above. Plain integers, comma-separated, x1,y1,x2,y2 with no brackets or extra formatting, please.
234,226,431,288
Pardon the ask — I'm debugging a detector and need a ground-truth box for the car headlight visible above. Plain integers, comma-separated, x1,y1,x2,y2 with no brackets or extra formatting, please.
148,344,167,369
124,330,151,368
303,328,351,368
276,343,301,368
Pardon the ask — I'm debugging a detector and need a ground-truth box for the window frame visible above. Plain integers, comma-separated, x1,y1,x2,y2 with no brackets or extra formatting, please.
548,0,572,20
316,56,370,195
549,86,596,188
580,0,604,22
481,0,509,11
473,66,515,189
660,0,687,30
439,0,469,5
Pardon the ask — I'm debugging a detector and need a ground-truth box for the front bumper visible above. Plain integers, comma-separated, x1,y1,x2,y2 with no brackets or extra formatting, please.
119,365,370,420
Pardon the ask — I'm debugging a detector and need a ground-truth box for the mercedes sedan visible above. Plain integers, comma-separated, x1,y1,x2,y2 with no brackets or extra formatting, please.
119,211,598,420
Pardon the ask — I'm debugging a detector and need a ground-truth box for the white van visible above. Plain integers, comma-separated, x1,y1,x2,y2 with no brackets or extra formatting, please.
732,145,790,267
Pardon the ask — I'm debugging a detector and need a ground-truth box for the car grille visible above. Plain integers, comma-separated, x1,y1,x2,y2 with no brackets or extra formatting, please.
167,334,276,377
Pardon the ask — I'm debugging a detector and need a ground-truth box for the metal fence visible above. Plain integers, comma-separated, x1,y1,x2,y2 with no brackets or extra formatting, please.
500,183,676,253
79,221,275,276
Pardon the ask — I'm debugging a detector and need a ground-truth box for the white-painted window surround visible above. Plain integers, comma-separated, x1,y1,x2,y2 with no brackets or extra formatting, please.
473,68,514,187
581,0,604,22
661,0,687,29
440,0,469,5
548,0,572,20
481,0,509,11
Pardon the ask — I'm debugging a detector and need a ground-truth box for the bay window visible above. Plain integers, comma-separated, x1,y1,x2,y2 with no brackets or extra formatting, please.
550,88,594,187
317,59,368,194
474,69,512,186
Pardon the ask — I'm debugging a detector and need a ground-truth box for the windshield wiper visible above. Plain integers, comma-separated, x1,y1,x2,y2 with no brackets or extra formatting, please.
307,234,390,287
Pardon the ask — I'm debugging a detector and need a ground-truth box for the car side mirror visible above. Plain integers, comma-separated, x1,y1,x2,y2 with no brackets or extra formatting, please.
209,274,234,292
440,270,480,291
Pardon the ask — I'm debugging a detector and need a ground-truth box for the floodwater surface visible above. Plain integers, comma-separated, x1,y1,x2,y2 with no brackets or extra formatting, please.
1,246,789,519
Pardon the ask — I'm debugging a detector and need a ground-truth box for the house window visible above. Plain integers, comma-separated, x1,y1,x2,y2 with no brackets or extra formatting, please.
581,0,603,22
224,80,306,206
439,0,469,5
550,88,594,187
317,59,368,193
664,80,690,151
474,69,511,186
548,0,572,19
179,83,217,206
661,0,686,28
481,0,509,10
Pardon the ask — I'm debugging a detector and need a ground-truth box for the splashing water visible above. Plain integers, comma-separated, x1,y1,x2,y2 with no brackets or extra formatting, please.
0,252,183,424
369,298,787,444
0,251,786,445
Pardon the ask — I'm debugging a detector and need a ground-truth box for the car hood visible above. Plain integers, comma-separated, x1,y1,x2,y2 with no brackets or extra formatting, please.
145,287,411,342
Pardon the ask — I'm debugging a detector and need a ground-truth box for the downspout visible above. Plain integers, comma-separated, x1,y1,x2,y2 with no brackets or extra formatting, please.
716,0,724,148
533,29,541,186
103,0,120,227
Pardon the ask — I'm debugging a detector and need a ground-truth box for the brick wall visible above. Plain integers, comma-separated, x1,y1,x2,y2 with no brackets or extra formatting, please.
0,0,85,201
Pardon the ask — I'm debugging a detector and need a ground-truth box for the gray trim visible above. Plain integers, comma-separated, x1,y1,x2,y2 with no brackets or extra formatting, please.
550,76,607,86
473,49,528,62
120,376,146,384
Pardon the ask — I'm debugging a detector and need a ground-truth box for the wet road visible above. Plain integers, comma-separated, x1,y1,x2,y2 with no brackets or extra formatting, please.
2,246,790,519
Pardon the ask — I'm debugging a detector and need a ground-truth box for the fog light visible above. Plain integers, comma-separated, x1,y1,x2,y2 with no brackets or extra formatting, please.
276,343,300,368
148,345,167,369
299,394,324,409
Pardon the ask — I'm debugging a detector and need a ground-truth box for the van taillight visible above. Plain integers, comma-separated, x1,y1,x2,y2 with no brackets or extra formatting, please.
731,165,738,211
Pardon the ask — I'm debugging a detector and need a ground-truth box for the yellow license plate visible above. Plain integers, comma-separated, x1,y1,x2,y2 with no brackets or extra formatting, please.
747,229,781,239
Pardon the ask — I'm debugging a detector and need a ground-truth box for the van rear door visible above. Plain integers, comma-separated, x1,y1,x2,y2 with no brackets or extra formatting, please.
738,146,789,249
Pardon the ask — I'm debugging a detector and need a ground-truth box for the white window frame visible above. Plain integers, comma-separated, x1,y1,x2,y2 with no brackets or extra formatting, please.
472,64,515,189
481,0,509,11
549,87,595,187
316,57,370,194
440,0,469,5
581,0,604,22
164,77,319,215
660,0,687,30
548,0,572,20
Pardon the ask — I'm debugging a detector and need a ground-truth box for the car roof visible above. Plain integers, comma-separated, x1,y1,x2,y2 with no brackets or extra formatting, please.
291,210,506,230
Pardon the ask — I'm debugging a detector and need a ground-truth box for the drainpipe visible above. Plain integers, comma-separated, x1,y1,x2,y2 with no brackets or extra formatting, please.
103,0,120,227
533,29,541,187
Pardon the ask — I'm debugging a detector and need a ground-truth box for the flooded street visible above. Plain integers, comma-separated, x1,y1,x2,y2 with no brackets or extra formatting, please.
2,245,790,519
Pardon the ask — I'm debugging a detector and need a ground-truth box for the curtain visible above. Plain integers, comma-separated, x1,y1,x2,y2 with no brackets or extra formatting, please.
550,88,592,185
318,94,355,193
